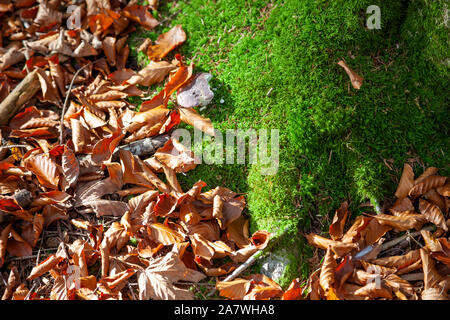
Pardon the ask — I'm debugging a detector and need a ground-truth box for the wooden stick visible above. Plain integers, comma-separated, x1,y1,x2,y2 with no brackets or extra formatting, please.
0,69,40,125
380,224,435,252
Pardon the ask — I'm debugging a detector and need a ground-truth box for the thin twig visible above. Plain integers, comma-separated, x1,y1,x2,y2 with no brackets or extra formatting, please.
59,60,97,145
380,224,435,252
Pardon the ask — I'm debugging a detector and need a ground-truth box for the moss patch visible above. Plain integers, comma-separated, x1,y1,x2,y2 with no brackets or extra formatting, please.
128,0,449,287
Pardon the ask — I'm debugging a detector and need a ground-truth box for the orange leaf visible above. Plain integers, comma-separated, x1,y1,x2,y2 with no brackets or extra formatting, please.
147,25,186,61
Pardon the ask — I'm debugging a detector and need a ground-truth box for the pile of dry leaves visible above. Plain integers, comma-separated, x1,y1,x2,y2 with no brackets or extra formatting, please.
280,164,449,300
0,0,274,300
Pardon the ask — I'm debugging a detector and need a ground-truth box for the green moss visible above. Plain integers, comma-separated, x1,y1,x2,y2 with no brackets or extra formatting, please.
128,0,449,286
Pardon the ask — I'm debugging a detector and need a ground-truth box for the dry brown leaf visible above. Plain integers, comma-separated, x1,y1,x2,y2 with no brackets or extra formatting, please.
122,4,159,30
337,60,363,90
414,167,439,185
329,201,348,240
127,60,177,86
371,213,425,231
1,265,19,300
0,223,12,267
147,25,186,61
419,199,448,231
138,251,205,300
319,246,337,297
305,233,358,257
27,254,63,281
371,249,421,270
216,278,252,300
154,138,198,173
394,163,414,199
408,175,447,198
148,222,185,245
24,153,60,189
354,281,393,299
420,248,444,290
179,107,215,137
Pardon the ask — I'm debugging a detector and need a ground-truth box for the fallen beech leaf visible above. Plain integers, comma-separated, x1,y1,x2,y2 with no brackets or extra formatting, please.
61,146,79,189
50,275,76,300
102,36,116,67
360,260,396,276
0,223,12,267
341,215,372,244
154,138,198,173
128,61,176,87
216,278,252,300
354,281,393,299
138,251,205,300
408,175,447,197
371,213,425,231
421,287,449,300
394,163,414,199
359,218,391,247
186,220,220,241
27,254,63,281
24,153,60,189
436,183,450,197
6,228,33,257
335,255,354,288
304,233,358,257
282,278,304,300
384,274,415,299
389,197,414,215
122,4,159,30
329,201,348,240
371,249,421,269
147,25,186,61
337,60,363,90
140,64,193,112
226,215,251,248
101,269,136,290
148,222,184,245
420,248,443,290
421,230,444,253
1,265,19,300
419,199,448,231
414,167,439,185
319,246,337,298
423,189,446,213
189,233,215,260
21,213,44,247
179,107,215,137
100,222,129,277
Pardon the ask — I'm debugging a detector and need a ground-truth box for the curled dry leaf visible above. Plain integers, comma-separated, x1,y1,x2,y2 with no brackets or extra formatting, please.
319,246,337,299
329,201,348,240
27,254,64,281
337,60,363,90
408,175,447,198
305,233,358,257
127,61,176,87
394,163,414,199
354,281,393,299
1,265,19,300
371,249,421,270
419,198,448,231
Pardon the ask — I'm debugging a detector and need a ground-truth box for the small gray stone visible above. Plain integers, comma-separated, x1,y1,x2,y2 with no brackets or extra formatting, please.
177,73,214,108
260,249,291,282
